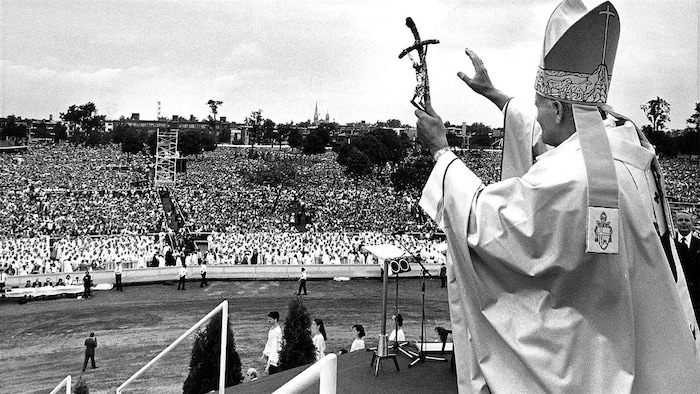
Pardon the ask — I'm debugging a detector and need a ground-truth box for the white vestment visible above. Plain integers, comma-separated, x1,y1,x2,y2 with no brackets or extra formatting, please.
420,98,700,393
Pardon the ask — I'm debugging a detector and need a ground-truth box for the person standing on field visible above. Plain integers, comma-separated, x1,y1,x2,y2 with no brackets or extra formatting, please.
82,332,98,372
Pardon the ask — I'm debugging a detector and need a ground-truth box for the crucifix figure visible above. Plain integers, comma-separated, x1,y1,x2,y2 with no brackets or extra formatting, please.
398,17,440,112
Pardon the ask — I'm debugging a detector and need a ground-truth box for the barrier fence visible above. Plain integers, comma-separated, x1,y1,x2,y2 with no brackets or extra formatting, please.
49,375,71,394
272,353,337,394
116,300,229,394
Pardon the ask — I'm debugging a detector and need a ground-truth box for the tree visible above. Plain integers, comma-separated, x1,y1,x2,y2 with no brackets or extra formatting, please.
343,146,374,177
641,97,670,132
111,124,129,144
678,128,700,155
368,128,404,164
391,154,434,193
54,122,68,143
687,102,700,133
218,128,231,144
386,119,402,128
352,134,388,165
288,128,303,150
73,377,90,394
121,127,143,155
178,130,202,156
642,124,676,157
183,311,242,394
207,100,223,120
302,129,328,155
201,131,217,152
60,102,106,143
399,132,414,152
207,99,223,137
278,298,316,371
679,103,700,154
262,119,276,147
446,132,462,147
276,123,293,148
84,130,104,147
245,110,264,150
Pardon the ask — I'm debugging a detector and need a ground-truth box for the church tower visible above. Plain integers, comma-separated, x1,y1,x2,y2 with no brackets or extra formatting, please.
313,102,319,125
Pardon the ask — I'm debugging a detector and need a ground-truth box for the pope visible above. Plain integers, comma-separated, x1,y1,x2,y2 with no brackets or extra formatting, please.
415,1,700,392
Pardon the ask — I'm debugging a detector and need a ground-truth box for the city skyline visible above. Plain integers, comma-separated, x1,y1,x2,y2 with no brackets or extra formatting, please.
1,0,698,130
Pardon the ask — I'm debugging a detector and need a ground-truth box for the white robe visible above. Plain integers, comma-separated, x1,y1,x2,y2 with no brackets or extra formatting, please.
420,98,700,393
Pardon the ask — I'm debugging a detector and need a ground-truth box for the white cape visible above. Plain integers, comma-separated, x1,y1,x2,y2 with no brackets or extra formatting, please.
420,98,700,393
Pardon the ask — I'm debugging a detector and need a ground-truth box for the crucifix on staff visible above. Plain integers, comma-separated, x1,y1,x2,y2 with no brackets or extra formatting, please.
398,17,440,112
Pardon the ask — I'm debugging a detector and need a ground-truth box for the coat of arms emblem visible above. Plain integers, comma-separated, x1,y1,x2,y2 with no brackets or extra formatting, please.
594,211,613,250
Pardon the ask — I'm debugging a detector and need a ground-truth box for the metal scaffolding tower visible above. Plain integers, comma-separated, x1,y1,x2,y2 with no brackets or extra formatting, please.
154,128,178,186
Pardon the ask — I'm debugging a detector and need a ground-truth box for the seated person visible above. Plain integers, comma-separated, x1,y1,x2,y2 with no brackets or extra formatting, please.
44,278,53,287
65,275,72,285
24,280,32,288
56,278,65,286
351,324,366,352
32,279,42,288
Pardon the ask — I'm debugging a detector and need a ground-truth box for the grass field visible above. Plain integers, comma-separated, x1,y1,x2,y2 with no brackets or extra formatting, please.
0,276,451,393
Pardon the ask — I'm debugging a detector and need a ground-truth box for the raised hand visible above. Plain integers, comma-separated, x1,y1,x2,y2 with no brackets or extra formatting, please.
457,48,510,110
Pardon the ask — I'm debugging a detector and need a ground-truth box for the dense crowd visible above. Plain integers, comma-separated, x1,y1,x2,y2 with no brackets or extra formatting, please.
659,157,700,204
0,143,164,238
206,231,445,266
0,142,697,277
171,149,420,234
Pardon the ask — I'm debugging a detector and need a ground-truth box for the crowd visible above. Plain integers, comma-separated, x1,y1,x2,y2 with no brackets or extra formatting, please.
0,143,163,238
171,148,420,234
659,157,700,204
0,236,50,275
206,231,446,266
0,143,697,278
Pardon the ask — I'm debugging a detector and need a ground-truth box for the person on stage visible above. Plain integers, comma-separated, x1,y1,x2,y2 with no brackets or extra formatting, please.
311,318,327,361
262,311,282,375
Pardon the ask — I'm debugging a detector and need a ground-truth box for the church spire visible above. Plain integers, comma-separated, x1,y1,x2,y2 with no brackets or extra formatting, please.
313,102,319,125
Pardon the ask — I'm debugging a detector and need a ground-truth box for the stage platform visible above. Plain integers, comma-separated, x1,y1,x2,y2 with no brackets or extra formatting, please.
226,344,458,394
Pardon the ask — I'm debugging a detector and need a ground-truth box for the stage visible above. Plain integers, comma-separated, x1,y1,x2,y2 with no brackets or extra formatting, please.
226,343,458,394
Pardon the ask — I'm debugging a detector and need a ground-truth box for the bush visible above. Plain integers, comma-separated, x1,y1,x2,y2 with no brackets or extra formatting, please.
183,310,242,394
73,377,89,394
279,298,316,371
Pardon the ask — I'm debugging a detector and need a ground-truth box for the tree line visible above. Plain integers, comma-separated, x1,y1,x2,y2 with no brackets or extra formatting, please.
641,98,700,157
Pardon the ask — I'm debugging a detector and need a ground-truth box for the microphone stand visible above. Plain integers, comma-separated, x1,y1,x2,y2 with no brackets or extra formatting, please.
392,232,446,367
391,269,413,359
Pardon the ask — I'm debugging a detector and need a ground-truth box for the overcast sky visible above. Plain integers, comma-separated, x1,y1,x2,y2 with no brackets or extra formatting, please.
1,0,698,130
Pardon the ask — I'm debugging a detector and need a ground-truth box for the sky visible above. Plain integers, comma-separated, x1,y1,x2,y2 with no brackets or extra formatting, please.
1,0,698,130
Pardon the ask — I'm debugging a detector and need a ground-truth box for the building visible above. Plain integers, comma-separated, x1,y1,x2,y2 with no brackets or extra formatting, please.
105,113,235,141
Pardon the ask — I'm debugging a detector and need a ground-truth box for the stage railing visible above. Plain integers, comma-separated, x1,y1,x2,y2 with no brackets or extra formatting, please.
49,375,71,394
272,353,337,394
115,300,229,394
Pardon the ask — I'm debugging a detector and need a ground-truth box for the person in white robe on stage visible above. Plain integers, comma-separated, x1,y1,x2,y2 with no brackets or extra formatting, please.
415,1,700,392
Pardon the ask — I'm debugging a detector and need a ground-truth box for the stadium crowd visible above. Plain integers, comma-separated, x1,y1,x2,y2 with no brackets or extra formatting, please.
0,143,697,277
206,231,445,266
171,149,420,234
